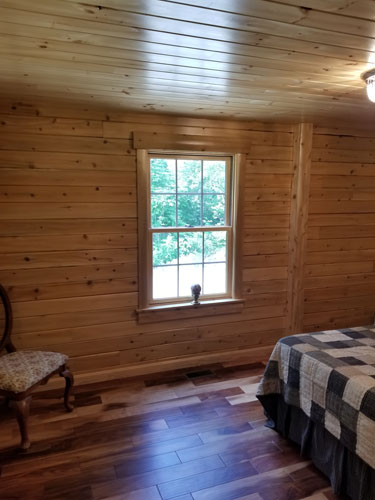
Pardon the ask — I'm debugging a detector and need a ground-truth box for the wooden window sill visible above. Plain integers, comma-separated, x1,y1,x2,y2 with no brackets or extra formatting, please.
136,298,244,324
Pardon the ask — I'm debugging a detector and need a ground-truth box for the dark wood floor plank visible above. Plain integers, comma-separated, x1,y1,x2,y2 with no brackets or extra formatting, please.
180,398,232,416
198,422,254,443
289,465,334,499
198,387,245,401
93,455,225,499
132,410,257,447
114,451,181,477
169,495,194,500
158,461,258,500
132,433,204,457
0,462,81,500
215,401,265,420
250,447,306,474
103,485,163,500
191,462,310,500
0,363,342,500
77,438,199,475
219,441,281,466
165,410,220,429
177,426,277,463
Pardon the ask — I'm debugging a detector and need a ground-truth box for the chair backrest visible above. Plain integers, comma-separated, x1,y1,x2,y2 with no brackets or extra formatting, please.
0,284,14,353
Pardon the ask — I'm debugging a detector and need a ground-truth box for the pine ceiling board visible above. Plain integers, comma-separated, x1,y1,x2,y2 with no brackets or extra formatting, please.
61,0,364,34
0,64,366,104
0,92,354,124
0,85,360,113
0,78,338,110
0,99,361,140
166,0,375,25
1,58,366,105
0,39,365,89
0,67,367,109
0,83,367,118
0,42,366,89
0,80,338,110
62,0,375,42
0,94,296,130
1,9,373,66
1,22,373,72
1,0,375,123
72,0,305,24
271,0,375,19
1,34,370,81
4,0,375,53
0,77,365,117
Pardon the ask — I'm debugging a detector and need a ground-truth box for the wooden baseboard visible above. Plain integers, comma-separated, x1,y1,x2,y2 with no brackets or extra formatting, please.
36,345,274,392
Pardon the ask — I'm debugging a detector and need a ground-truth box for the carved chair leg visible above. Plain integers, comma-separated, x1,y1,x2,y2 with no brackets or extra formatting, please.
13,396,32,450
59,365,74,412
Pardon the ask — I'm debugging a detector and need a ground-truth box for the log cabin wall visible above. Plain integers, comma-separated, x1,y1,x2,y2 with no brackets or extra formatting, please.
304,125,375,332
0,97,294,383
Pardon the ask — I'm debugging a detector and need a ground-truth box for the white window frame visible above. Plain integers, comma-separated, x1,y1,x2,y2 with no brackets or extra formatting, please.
137,149,244,316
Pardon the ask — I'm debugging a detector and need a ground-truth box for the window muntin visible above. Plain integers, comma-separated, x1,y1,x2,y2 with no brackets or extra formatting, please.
148,154,233,304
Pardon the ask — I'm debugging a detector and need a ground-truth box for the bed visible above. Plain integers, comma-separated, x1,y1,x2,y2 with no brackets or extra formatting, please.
257,326,375,500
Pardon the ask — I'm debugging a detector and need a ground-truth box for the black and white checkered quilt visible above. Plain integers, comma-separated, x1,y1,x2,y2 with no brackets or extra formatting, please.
257,326,375,468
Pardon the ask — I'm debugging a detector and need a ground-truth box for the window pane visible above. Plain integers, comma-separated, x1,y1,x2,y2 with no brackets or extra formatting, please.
178,194,201,227
179,264,202,297
179,232,203,264
151,194,176,227
177,159,201,193
203,161,226,193
203,194,225,226
153,266,178,299
204,231,227,262
153,232,177,266
150,158,176,193
204,263,226,295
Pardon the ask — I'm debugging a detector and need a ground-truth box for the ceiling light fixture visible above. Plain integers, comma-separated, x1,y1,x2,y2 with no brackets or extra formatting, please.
361,69,375,103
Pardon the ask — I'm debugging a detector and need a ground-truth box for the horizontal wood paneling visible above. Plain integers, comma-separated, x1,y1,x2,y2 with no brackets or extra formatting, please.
0,150,136,171
0,234,136,253
0,99,293,377
0,170,136,186
0,185,136,203
7,278,138,302
0,249,137,270
3,95,374,379
133,132,293,157
304,126,375,332
0,263,138,286
0,219,137,236
0,203,136,219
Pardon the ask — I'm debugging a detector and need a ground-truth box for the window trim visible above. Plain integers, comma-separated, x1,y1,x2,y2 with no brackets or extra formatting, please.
136,149,245,318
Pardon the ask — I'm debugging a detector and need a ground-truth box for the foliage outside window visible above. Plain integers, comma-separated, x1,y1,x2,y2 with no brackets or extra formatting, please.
147,154,234,304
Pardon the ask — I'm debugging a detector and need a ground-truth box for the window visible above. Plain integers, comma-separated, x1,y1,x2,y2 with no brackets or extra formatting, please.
137,150,243,315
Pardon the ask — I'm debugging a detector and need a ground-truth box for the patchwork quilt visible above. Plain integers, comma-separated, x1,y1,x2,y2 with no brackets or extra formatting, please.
257,327,375,468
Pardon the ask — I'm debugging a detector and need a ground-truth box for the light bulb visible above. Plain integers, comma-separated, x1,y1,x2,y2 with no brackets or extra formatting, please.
367,75,375,103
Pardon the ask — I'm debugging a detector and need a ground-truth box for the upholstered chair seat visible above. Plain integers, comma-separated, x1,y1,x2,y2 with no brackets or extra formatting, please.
0,351,68,393
0,284,74,449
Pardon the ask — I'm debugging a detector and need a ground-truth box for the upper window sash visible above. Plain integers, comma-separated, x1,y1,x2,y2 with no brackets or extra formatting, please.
148,154,232,230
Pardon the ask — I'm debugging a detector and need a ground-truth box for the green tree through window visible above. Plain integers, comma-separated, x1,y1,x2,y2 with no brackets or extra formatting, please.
149,155,231,300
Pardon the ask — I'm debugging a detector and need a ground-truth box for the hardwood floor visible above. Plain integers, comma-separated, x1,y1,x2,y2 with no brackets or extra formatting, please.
0,362,345,500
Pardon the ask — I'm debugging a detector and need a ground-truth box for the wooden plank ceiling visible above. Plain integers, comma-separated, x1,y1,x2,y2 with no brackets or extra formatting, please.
2,0,375,123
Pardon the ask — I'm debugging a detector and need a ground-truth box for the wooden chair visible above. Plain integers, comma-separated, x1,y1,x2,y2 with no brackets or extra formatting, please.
0,284,74,449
